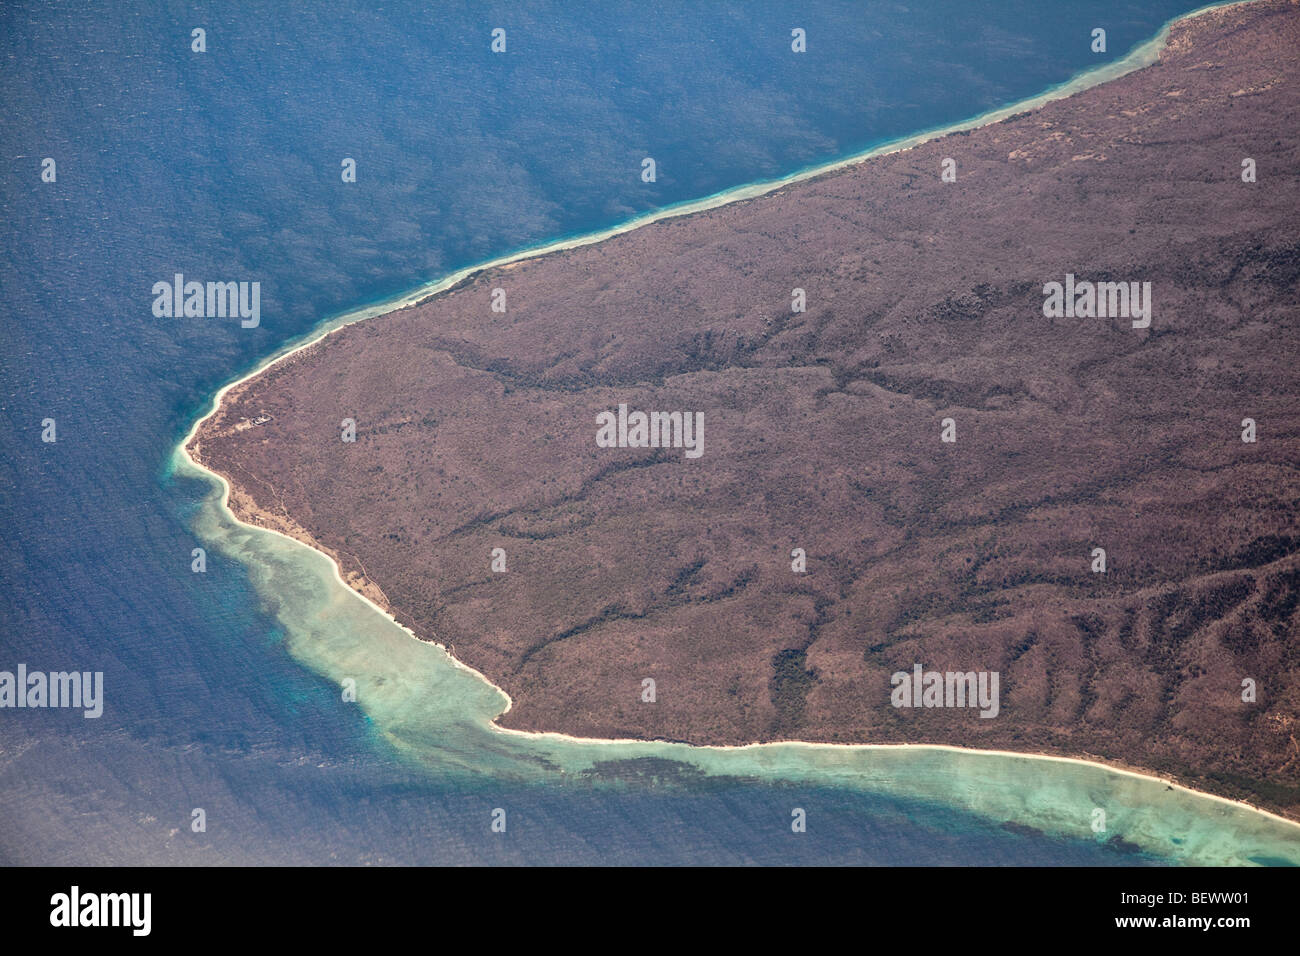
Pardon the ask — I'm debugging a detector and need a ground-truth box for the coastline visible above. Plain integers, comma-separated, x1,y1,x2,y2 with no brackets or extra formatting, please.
173,0,1300,839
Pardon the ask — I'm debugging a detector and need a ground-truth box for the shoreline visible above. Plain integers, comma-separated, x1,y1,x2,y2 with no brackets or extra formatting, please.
169,0,1241,445
173,0,1300,836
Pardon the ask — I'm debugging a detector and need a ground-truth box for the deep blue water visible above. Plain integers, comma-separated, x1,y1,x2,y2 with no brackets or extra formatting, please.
0,0,1207,864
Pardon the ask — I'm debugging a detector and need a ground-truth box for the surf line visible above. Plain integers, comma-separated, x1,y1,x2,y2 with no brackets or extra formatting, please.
171,0,1252,453
171,0,1296,834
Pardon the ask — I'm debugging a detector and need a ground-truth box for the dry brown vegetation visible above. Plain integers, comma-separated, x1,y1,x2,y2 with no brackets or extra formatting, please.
193,1,1300,815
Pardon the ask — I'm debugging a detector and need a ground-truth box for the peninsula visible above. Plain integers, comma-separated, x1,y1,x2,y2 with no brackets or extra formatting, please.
190,0,1300,816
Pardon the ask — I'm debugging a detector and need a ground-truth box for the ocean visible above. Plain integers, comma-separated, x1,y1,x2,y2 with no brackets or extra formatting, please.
2,0,1296,865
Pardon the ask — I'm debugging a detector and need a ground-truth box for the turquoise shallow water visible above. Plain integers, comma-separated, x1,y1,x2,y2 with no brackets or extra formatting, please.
175,437,1300,866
